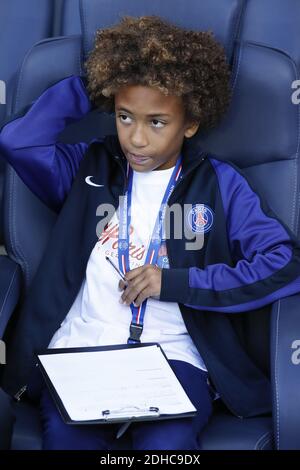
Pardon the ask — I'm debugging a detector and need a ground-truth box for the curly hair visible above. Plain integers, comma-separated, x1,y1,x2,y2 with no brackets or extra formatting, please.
84,15,232,131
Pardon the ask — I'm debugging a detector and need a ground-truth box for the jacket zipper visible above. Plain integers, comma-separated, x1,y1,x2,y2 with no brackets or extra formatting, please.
113,155,127,195
169,154,206,204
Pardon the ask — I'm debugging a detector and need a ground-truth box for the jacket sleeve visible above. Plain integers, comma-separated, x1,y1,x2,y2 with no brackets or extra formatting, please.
0,75,92,212
160,158,300,313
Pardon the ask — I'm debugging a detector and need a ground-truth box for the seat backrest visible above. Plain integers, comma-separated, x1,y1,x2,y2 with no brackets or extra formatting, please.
0,0,56,244
53,0,81,36
3,0,300,398
0,0,55,124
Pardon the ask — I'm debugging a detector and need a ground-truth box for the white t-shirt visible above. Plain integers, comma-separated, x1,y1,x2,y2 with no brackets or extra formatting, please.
48,165,207,372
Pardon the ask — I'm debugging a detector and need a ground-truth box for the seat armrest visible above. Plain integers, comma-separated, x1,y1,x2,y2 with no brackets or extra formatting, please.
0,256,21,338
271,293,300,450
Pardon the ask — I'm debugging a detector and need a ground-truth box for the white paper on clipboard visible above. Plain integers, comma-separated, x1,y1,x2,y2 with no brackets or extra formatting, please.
37,344,196,422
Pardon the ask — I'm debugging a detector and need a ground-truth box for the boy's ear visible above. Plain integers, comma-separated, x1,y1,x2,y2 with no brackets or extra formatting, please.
184,121,200,138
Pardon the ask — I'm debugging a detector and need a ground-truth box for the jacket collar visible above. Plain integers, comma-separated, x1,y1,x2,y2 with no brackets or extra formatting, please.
103,134,206,176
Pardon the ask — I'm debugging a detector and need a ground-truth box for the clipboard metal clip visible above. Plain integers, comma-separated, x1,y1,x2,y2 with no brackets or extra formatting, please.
101,405,160,420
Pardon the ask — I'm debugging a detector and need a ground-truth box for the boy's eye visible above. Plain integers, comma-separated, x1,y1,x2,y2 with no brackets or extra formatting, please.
118,114,165,128
118,114,132,124
151,119,164,128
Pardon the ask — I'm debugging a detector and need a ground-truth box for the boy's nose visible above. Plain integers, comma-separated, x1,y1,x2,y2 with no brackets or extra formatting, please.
130,125,149,147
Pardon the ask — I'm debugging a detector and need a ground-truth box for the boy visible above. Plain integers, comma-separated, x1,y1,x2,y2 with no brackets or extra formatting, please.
1,15,300,450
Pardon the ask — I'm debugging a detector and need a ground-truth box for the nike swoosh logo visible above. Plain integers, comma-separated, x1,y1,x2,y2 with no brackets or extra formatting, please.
85,176,104,187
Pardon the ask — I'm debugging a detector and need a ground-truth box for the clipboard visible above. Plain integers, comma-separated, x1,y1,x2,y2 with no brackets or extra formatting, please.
35,342,197,428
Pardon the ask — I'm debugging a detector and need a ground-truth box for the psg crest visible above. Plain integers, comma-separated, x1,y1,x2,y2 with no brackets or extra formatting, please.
187,204,214,233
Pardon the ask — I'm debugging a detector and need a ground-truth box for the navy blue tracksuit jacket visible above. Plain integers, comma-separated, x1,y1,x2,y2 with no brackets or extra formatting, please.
1,75,300,418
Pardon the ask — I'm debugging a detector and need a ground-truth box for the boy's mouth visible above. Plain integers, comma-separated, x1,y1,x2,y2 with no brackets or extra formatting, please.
127,152,151,165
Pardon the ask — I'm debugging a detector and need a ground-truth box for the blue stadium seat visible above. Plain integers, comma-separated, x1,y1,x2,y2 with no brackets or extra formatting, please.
0,0,59,244
0,0,300,450
0,0,55,125
51,0,81,36
60,0,81,36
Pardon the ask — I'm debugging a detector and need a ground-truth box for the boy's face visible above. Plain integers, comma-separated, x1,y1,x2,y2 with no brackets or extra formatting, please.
114,85,199,171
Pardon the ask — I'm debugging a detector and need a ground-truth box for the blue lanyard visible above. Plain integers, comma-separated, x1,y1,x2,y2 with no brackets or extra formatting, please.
118,156,183,344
